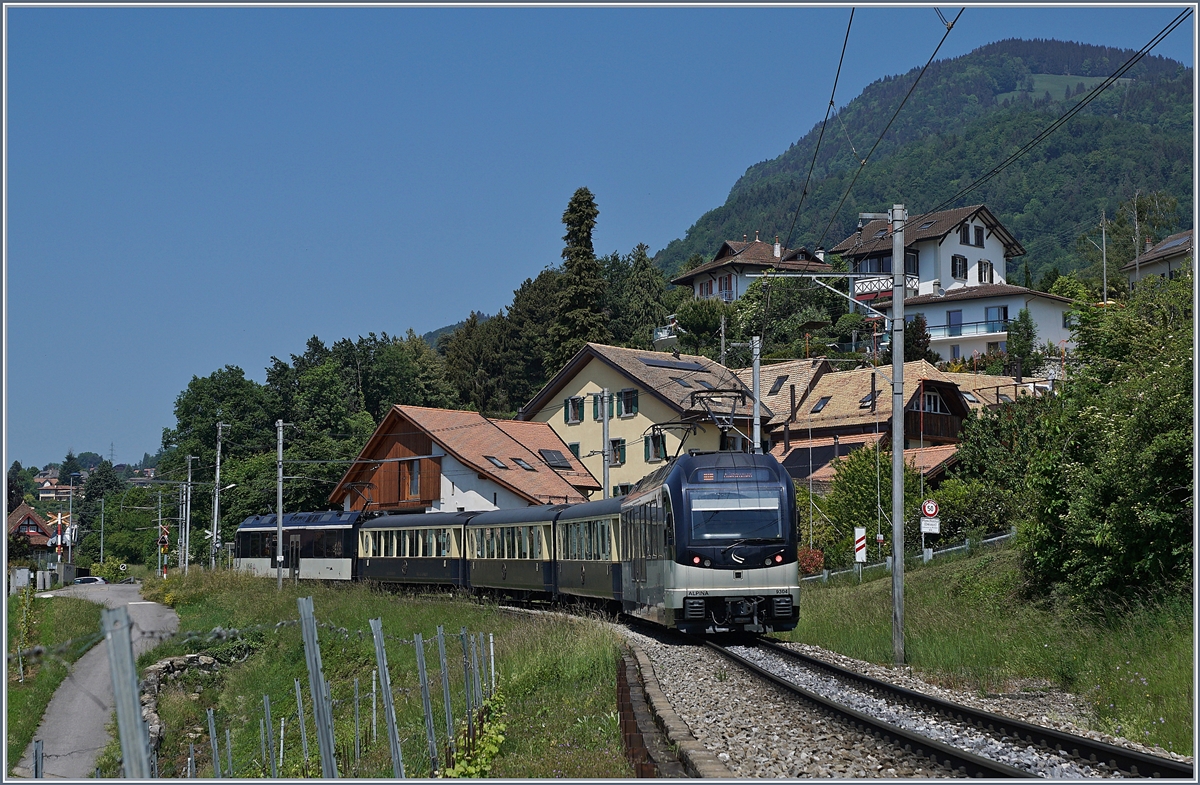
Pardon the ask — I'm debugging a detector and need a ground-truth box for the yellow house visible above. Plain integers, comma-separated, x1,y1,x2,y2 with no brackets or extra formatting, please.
517,343,771,496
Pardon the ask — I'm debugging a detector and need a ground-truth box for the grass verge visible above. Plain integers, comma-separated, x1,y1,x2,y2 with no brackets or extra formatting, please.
6,588,105,772
785,546,1193,756
117,572,630,778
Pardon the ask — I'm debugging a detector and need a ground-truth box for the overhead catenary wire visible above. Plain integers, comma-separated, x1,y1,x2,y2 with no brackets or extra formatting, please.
918,7,1192,220
813,8,965,252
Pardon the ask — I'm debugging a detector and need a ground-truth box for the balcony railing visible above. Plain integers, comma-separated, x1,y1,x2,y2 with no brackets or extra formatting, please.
699,290,735,303
925,318,1009,339
853,275,919,296
904,410,962,439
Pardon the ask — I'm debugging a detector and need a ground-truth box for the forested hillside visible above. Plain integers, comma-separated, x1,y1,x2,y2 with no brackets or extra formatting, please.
654,39,1192,282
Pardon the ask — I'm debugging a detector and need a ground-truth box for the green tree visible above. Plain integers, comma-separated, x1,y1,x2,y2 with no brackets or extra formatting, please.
822,445,923,568
617,244,669,349
548,188,611,369
7,461,32,513
1005,307,1039,371
1048,273,1090,302
675,296,738,359
59,451,82,489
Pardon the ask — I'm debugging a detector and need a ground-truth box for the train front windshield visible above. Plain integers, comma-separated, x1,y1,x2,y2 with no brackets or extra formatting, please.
689,489,784,541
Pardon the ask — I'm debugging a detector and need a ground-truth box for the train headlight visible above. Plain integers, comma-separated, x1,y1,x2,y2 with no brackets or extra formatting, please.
764,558,772,565
703,559,711,567
775,554,784,563
692,556,701,565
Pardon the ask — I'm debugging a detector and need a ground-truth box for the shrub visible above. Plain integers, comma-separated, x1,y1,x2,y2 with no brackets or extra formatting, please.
797,547,824,575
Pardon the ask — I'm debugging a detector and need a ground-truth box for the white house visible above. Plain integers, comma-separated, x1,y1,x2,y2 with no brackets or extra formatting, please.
884,283,1074,361
670,231,831,302
1123,229,1193,288
829,204,1024,305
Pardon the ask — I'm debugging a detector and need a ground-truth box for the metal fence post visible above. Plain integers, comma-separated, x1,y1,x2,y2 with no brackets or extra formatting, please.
459,628,474,742
188,743,195,777
372,668,378,745
263,695,278,778
259,718,267,774
298,596,339,778
279,717,286,771
369,617,405,778
489,633,496,695
101,605,152,778
295,678,310,763
33,739,42,778
437,626,455,762
207,708,221,778
414,632,439,774
354,677,361,763
225,728,233,778
470,634,483,707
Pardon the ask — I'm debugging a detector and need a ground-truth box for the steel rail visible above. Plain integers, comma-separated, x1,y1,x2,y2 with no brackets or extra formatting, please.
704,639,1029,778
759,638,1194,779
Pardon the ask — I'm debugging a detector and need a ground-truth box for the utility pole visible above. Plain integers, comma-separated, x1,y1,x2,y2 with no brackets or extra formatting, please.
889,203,907,667
600,390,610,499
276,420,288,590
750,336,762,453
185,456,197,575
719,315,726,367
157,490,164,579
1101,209,1108,305
99,498,105,564
212,423,227,569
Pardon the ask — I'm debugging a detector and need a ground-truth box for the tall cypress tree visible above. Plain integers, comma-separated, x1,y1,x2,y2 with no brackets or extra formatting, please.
548,188,610,369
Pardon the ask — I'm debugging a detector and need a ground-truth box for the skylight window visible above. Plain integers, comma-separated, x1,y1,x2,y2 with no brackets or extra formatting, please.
918,220,936,230
962,391,979,403
484,456,507,469
858,390,880,409
539,449,573,470
768,375,789,396
672,376,693,388
873,229,887,238
696,379,714,389
998,394,1013,403
512,458,536,471
810,396,832,414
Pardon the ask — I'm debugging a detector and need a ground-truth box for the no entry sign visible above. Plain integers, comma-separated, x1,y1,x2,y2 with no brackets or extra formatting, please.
854,527,867,563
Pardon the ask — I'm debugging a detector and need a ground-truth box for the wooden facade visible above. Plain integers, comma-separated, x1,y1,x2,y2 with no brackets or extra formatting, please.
338,420,442,512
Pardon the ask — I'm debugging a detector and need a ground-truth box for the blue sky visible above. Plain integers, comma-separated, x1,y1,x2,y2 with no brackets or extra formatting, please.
4,5,1194,470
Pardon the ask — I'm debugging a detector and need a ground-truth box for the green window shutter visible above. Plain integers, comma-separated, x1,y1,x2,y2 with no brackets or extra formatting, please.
619,439,627,465
631,390,639,414
563,399,570,423
658,434,667,458
593,394,599,420
644,436,651,462
608,396,615,418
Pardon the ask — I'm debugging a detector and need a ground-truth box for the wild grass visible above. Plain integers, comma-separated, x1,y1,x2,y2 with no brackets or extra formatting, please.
128,572,630,778
783,547,1193,755
6,590,105,772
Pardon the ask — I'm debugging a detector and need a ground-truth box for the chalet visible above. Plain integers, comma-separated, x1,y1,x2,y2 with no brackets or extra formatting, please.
7,503,53,551
734,357,830,432
329,405,601,513
518,343,771,495
1124,229,1193,288
670,232,831,302
799,441,961,495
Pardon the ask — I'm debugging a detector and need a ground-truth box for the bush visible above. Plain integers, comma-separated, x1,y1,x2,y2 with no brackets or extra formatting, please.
797,547,824,575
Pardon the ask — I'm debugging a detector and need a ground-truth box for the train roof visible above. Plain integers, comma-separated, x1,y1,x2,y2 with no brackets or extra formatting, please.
466,504,571,527
237,510,361,530
555,495,624,521
360,511,477,530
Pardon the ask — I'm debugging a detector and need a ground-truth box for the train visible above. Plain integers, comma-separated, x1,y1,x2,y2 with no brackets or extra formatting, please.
234,450,800,634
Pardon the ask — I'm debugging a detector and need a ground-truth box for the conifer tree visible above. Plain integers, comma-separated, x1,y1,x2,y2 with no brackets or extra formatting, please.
548,188,610,368
619,244,669,349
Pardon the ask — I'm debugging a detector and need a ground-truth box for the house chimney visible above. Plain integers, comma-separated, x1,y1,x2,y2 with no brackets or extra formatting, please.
743,233,748,243
755,229,760,242
774,235,781,258
815,246,825,262
1145,237,1153,253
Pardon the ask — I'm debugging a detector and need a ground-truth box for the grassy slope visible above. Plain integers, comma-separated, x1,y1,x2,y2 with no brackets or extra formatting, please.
116,573,630,778
783,547,1193,756
6,591,105,772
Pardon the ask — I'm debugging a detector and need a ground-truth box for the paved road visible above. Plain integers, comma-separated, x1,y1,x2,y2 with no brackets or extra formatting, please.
11,583,178,779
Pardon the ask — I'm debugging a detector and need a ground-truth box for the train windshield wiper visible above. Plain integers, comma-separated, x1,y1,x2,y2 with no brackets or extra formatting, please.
720,538,776,554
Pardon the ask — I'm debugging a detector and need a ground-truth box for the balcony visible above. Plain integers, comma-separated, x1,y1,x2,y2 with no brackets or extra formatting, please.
699,290,735,303
853,274,919,298
652,317,684,351
926,318,1009,340
904,410,962,440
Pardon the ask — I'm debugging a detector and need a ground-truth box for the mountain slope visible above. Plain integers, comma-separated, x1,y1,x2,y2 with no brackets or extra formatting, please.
654,39,1192,281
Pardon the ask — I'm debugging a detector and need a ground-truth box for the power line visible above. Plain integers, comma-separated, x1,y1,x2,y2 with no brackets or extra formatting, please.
783,8,855,253
920,7,1192,218
814,8,965,251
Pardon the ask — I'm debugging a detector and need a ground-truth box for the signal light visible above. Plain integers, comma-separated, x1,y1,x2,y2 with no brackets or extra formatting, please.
692,555,701,565
775,554,783,563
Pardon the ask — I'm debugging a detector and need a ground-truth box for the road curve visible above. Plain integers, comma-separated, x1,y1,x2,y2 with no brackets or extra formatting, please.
11,583,178,779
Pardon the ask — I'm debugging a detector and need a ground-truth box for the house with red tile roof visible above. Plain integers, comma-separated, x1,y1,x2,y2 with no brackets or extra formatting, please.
670,232,831,302
329,405,601,513
8,503,54,551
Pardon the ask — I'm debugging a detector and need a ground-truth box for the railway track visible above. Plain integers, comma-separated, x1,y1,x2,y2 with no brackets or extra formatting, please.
707,637,1193,779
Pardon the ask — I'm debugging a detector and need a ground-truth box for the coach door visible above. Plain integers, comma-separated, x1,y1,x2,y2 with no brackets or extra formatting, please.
289,535,300,581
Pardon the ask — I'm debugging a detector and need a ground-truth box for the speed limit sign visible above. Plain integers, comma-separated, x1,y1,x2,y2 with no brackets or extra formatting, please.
921,499,939,517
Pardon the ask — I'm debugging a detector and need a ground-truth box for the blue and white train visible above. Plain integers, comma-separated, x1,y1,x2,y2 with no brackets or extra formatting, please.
235,451,799,634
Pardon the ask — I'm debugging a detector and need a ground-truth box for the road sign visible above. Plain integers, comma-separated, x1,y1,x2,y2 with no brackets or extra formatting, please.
920,517,941,534
119,563,128,572
854,527,866,563
875,532,885,543
921,499,939,517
